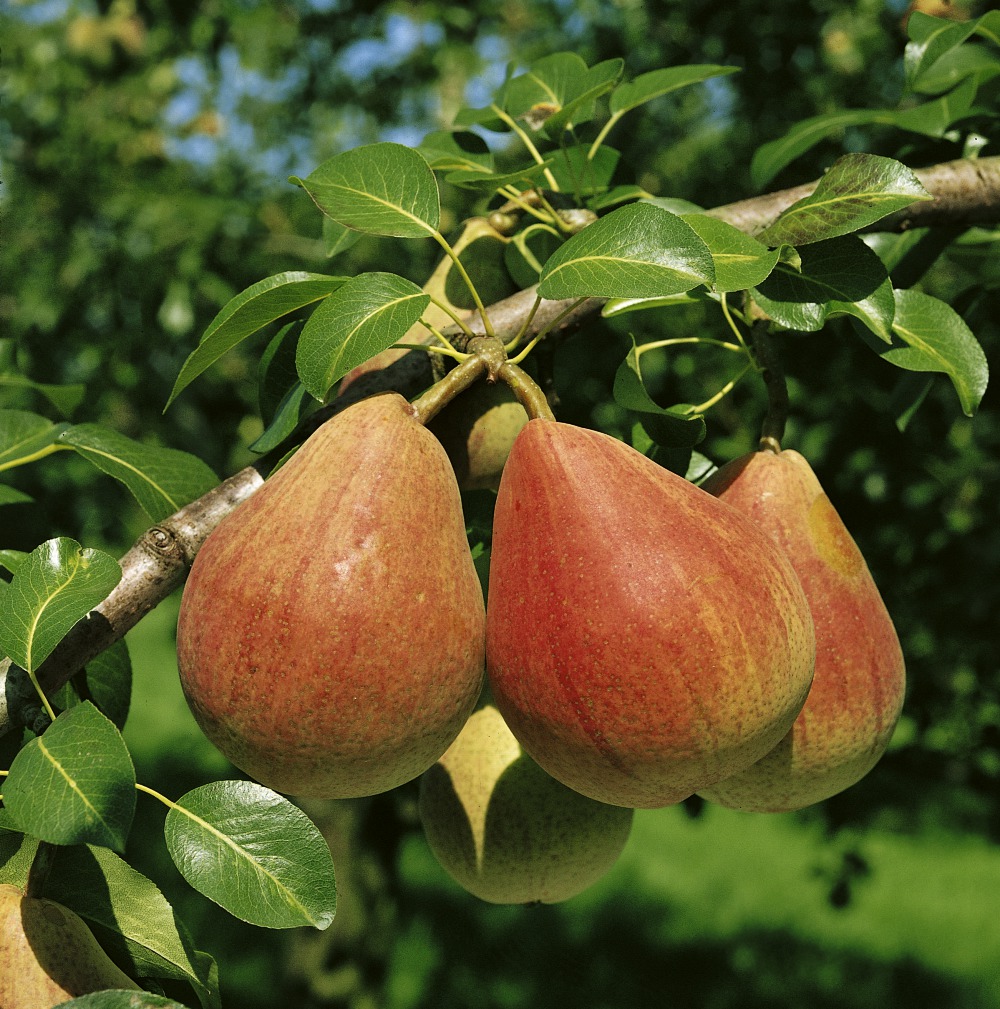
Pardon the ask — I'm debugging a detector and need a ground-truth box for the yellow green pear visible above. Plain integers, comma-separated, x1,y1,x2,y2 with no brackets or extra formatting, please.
418,704,634,905
0,883,141,1008
698,446,906,812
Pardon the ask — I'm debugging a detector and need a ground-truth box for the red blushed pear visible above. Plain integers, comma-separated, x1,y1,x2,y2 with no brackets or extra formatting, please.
176,392,485,799
697,447,906,812
486,419,816,809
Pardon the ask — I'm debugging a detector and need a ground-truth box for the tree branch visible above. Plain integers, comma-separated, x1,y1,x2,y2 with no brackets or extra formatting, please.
3,153,998,738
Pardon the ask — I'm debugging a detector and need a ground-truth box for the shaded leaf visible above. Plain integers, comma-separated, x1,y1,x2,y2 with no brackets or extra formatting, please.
548,145,620,198
0,537,121,673
610,63,740,116
167,272,345,408
613,338,707,448
0,484,32,506
417,130,493,173
542,58,625,135
0,375,86,416
256,322,302,425
4,702,136,851
757,154,931,247
904,10,979,90
0,410,70,473
538,203,715,300
876,289,989,416
53,639,132,731
165,781,337,930
505,225,564,289
752,235,895,340
321,217,362,259
296,272,429,401
49,845,219,1008
59,425,219,523
602,291,710,317
444,160,552,192
293,142,440,237
681,214,782,292
53,994,190,1008
249,382,317,454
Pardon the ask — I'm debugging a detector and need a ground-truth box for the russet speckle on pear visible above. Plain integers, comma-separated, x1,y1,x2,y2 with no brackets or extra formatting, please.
0,883,141,1008
486,419,816,809
176,392,486,799
418,704,634,904
697,447,906,812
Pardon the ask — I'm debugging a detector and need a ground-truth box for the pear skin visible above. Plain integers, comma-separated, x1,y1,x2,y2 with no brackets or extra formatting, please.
697,447,906,812
177,393,486,799
486,419,816,809
0,883,141,1008
419,705,633,904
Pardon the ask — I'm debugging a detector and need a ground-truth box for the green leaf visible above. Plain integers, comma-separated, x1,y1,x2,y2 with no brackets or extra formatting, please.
3,702,136,851
752,235,895,340
602,291,710,317
610,64,740,116
589,184,651,210
548,145,620,198
612,338,707,448
256,322,302,425
53,994,191,1008
293,142,440,238
0,409,70,473
321,217,362,259
0,548,28,574
59,425,219,523
681,214,782,292
0,537,121,673
164,781,337,930
756,154,932,247
876,289,989,416
296,272,430,402
248,382,318,455
0,812,38,889
443,160,552,192
0,484,32,506
908,43,1000,96
538,203,715,300
504,225,565,289
503,52,590,124
541,58,625,135
904,11,980,90
166,272,346,409
0,375,86,416
53,639,132,731
49,845,219,1008
417,130,493,173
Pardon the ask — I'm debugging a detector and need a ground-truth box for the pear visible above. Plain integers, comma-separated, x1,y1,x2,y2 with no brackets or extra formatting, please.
486,419,816,809
176,392,486,799
418,704,634,904
0,883,141,1007
697,447,906,812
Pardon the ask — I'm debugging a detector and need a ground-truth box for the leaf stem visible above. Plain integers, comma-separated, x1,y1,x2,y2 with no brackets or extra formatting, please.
687,362,755,414
720,292,754,360
26,668,57,724
587,112,623,162
136,780,179,810
429,232,496,339
490,105,561,192
635,336,743,357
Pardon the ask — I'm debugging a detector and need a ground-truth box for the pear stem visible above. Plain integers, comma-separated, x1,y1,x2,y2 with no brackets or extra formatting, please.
750,321,788,448
497,361,556,421
25,840,57,899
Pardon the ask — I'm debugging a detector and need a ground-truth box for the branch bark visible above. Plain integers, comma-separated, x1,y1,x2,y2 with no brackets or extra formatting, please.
3,153,999,738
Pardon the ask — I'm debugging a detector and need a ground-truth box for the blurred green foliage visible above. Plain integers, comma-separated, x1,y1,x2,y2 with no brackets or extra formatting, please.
2,0,998,1006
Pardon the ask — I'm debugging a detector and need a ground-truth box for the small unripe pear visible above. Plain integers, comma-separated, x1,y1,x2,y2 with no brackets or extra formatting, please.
698,447,906,812
419,705,634,904
177,393,486,799
0,883,141,1008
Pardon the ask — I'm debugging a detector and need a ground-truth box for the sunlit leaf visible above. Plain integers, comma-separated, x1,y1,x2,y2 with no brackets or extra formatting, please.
504,51,590,124
542,58,624,135
0,537,121,673
681,214,782,292
164,781,337,930
876,289,989,416
59,425,219,523
610,64,740,116
3,702,135,851
756,154,931,247
904,11,979,90
538,203,715,300
0,410,70,473
296,272,429,401
166,272,346,408
293,142,440,237
752,235,895,340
